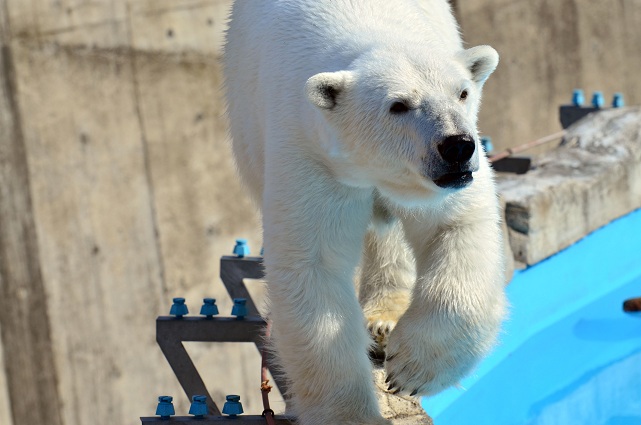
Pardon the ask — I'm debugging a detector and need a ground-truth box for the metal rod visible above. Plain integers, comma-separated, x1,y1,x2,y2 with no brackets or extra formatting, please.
219,256,265,317
489,130,567,162
157,316,267,344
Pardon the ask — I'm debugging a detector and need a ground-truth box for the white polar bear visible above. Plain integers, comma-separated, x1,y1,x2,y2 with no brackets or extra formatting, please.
223,1,507,424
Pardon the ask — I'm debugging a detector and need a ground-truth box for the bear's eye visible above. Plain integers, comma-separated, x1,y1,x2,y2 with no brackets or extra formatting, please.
389,101,410,114
459,89,469,100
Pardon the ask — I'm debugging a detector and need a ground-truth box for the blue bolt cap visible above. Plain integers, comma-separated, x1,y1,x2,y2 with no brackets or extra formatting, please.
200,298,219,318
612,93,625,108
592,91,604,108
170,297,189,318
233,238,250,258
189,395,208,418
156,396,175,419
222,395,244,416
572,89,585,107
480,137,493,154
231,298,248,319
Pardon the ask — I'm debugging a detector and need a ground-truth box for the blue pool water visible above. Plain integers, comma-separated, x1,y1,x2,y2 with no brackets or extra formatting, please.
422,208,641,425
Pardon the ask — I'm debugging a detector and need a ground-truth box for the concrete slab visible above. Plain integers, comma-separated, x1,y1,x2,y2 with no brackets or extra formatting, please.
373,369,433,425
497,107,641,266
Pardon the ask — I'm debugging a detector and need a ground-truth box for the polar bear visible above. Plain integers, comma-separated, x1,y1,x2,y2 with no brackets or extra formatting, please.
223,1,507,424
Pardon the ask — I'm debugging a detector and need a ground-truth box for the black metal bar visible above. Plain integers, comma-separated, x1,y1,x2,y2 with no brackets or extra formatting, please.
219,256,265,317
217,257,290,398
141,415,294,424
156,317,268,415
157,332,220,414
156,338,220,415
157,316,267,344
150,255,293,423
491,157,531,174
559,105,600,129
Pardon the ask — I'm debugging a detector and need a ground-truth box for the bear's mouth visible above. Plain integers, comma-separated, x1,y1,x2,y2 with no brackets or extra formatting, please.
433,171,473,189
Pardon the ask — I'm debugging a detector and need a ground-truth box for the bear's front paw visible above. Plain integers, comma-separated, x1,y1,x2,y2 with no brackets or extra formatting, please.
366,313,397,358
384,311,483,397
362,291,410,358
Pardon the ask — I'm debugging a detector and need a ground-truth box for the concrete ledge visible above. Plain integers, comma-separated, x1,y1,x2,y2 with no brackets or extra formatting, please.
497,107,641,266
373,370,433,425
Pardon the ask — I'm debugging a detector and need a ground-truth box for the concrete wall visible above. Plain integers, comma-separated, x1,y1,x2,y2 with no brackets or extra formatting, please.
458,0,641,154
1,1,640,425
0,1,273,425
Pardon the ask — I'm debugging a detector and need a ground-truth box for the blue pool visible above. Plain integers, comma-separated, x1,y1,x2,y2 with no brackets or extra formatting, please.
422,208,641,425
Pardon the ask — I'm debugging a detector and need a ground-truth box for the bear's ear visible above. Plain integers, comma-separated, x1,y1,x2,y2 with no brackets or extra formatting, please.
305,71,353,110
458,45,499,85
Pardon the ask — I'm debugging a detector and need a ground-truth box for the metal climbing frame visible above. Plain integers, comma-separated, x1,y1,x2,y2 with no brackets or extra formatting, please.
139,254,292,424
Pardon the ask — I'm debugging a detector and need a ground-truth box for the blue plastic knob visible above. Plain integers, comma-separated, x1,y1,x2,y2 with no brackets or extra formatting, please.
222,395,244,416
233,239,250,258
612,93,625,108
480,137,493,154
231,298,248,319
572,89,584,107
169,297,189,318
200,298,219,318
592,91,604,108
189,395,208,418
156,396,175,419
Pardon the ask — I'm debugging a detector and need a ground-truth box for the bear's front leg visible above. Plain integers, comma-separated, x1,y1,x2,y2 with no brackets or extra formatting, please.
384,195,507,396
263,158,390,425
359,201,414,357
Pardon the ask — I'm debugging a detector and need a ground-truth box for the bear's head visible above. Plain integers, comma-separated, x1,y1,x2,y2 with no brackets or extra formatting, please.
305,45,498,206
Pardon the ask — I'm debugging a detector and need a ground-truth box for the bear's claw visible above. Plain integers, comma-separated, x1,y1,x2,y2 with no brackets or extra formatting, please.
366,316,397,357
384,310,480,397
362,289,411,356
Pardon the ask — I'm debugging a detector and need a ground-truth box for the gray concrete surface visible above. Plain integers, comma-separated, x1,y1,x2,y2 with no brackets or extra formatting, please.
0,2,269,425
498,107,641,265
373,370,434,425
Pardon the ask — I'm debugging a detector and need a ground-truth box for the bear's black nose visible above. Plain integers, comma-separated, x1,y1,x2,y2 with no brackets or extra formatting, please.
438,135,475,164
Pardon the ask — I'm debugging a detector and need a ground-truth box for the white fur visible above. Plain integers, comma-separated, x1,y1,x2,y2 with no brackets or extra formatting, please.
224,1,506,424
